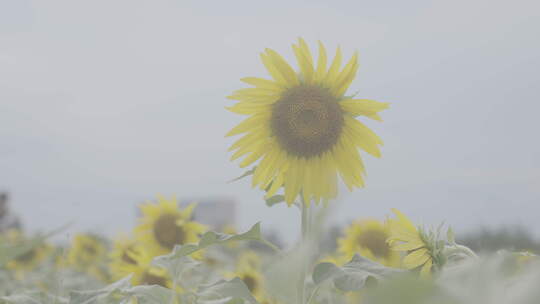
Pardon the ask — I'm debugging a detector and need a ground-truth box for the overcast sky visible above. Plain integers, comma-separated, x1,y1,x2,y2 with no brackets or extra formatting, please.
1,0,539,244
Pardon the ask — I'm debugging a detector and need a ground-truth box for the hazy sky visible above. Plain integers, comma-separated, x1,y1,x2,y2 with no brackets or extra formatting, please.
1,0,539,244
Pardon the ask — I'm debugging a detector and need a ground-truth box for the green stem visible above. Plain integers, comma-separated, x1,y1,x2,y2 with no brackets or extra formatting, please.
298,196,309,304
261,239,282,254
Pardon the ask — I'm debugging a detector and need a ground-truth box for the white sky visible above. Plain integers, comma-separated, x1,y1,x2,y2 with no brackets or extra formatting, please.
1,0,539,244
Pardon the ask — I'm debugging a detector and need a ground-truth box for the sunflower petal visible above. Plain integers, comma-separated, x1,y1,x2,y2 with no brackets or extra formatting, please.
323,46,342,88
391,209,418,233
314,41,327,84
260,52,287,86
265,49,299,86
240,77,284,91
340,99,390,121
403,248,430,269
420,259,433,278
226,113,270,137
332,51,358,96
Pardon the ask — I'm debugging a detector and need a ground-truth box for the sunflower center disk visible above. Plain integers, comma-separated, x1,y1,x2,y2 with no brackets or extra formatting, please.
121,247,137,265
141,272,168,287
357,230,390,258
153,214,186,249
271,85,344,158
242,275,257,292
16,249,36,263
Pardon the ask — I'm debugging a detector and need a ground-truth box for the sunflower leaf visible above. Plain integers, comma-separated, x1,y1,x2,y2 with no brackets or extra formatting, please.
196,278,258,304
1,292,68,304
447,227,456,245
68,276,132,304
265,195,285,207
199,222,263,248
125,285,176,304
152,253,201,283
312,262,343,285
163,223,264,262
313,254,404,292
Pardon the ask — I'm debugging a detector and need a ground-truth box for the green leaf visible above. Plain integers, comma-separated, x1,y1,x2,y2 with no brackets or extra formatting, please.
228,167,256,183
155,223,264,264
125,285,175,304
312,254,404,292
447,227,456,245
0,292,67,304
197,278,258,304
312,262,342,285
152,253,201,283
68,276,132,304
199,222,263,248
265,195,285,207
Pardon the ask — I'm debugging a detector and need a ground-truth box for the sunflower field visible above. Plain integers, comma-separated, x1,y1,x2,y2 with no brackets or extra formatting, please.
1,37,539,304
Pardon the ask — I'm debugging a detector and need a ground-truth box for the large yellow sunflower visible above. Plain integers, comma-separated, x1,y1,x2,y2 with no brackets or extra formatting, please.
337,219,400,267
226,38,388,205
134,195,207,257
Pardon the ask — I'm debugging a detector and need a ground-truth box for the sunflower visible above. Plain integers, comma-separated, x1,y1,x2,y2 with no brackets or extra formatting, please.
68,234,107,267
226,38,388,205
237,250,262,269
115,246,172,288
134,195,207,257
4,230,51,275
109,236,144,281
337,219,400,267
226,253,265,301
67,233,109,281
386,209,434,277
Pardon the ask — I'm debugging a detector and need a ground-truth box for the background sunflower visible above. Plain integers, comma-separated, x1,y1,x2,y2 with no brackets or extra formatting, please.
134,195,207,257
337,219,400,267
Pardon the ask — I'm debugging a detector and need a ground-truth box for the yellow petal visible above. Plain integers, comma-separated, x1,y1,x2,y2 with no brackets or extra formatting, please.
391,209,418,233
314,41,327,84
345,115,383,145
226,113,270,137
420,259,433,278
293,44,314,84
284,158,303,205
390,241,425,252
260,52,287,86
180,202,198,219
239,141,270,168
226,102,272,115
403,248,430,269
331,51,358,96
265,49,299,86
229,87,278,97
240,77,283,91
340,99,390,121
265,170,285,198
297,38,314,67
343,120,381,158
228,127,269,152
252,145,279,187
388,229,422,244
323,46,342,88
